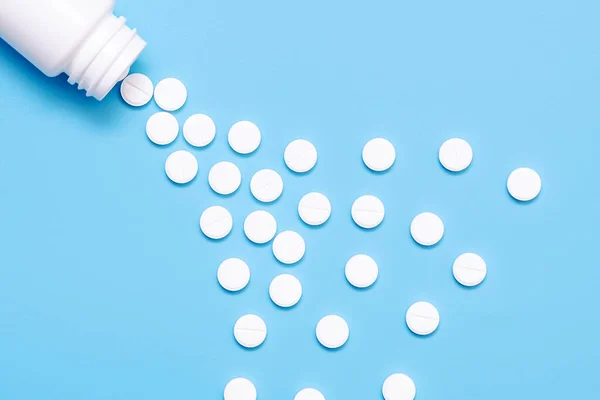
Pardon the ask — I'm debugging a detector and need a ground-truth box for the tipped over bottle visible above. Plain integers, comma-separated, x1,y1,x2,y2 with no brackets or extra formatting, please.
0,0,146,100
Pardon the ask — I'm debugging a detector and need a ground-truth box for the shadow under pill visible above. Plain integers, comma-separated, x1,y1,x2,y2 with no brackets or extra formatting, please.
285,164,318,177
233,336,266,352
165,175,197,188
451,273,486,291
362,163,395,176
406,326,440,340
316,340,349,353
407,231,444,249
271,253,302,267
350,215,385,232
438,161,470,176
219,285,248,296
507,189,541,206
346,281,378,292
296,215,331,230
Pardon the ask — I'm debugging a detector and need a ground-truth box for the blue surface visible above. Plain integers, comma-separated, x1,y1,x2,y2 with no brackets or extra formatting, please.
1,1,600,398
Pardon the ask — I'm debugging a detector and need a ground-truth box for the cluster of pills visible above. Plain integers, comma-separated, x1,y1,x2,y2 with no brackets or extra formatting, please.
121,73,542,400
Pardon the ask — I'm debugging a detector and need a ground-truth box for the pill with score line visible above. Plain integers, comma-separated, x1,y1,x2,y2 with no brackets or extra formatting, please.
120,73,153,107
298,192,331,226
351,195,384,229
250,169,283,203
405,301,439,336
284,139,317,173
200,206,233,240
234,314,267,348
165,150,197,184
183,114,216,147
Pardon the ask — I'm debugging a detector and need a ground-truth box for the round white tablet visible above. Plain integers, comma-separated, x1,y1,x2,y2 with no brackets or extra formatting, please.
439,138,473,172
217,258,250,292
200,206,233,240
269,274,302,308
234,314,267,348
406,301,440,336
351,195,385,229
146,112,179,145
453,252,487,287
294,388,325,400
362,138,396,172
224,378,257,400
120,73,153,107
410,212,444,246
208,161,242,195
272,231,305,265
316,315,349,349
183,114,216,147
228,121,261,154
382,373,416,400
345,254,378,288
244,210,277,244
284,139,318,173
250,169,283,203
154,77,187,111
507,167,542,201
298,192,331,226
165,150,198,184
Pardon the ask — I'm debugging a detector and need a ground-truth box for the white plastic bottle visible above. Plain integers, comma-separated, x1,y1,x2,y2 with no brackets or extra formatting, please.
0,0,146,101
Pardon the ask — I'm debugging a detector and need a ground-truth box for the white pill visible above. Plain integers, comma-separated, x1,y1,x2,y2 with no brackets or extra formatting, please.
208,161,242,195
439,138,473,172
154,77,187,111
146,112,179,145
250,169,283,203
120,73,153,107
406,301,439,336
217,258,250,292
298,192,331,226
234,314,267,348
294,388,325,400
272,231,305,265
382,373,416,400
228,121,261,154
200,206,233,240
284,139,318,173
345,254,378,288
183,114,216,147
453,252,487,287
410,212,444,246
244,210,277,244
351,195,385,229
316,315,349,349
269,274,302,308
224,377,257,400
362,138,396,172
165,150,198,184
507,167,542,201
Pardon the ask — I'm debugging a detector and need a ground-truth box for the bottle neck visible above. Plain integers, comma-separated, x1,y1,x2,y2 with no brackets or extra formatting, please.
66,14,146,101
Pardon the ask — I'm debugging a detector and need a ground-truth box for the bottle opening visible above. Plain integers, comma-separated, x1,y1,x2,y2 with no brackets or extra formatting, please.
66,14,146,101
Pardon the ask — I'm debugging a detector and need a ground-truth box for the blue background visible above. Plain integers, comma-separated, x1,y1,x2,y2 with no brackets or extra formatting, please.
1,0,599,398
